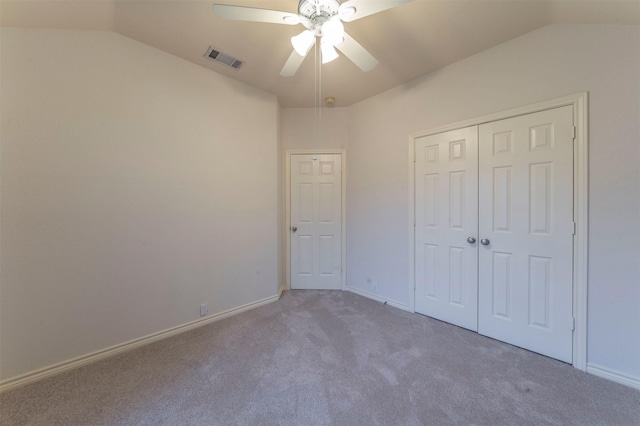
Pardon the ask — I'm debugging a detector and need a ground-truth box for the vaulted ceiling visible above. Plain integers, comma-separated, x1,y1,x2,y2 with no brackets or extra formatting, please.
2,0,638,107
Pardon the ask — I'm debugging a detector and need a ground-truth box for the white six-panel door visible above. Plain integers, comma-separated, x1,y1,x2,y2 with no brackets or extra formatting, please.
290,154,342,290
478,106,574,362
415,106,574,362
415,127,479,331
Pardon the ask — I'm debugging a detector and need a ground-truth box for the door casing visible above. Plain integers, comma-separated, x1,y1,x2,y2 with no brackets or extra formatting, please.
285,149,347,291
408,92,589,371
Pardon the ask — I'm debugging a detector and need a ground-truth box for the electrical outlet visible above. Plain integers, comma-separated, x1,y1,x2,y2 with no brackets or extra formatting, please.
200,303,208,317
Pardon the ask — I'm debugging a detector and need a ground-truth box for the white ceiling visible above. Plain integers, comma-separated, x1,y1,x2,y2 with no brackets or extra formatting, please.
2,0,639,107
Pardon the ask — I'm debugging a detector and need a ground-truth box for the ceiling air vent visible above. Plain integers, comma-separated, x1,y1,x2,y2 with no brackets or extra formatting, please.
204,46,244,70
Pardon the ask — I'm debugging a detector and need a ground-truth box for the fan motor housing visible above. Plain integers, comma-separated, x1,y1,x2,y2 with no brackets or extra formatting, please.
298,0,341,33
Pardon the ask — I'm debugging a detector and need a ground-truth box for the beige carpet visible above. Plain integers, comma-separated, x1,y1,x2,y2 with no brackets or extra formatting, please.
1,290,639,425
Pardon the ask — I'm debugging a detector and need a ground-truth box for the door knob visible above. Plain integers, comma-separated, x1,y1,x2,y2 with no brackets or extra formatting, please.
467,237,476,244
291,226,297,233
480,238,490,246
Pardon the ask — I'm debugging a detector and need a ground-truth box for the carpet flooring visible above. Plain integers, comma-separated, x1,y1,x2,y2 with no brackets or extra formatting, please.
1,290,639,425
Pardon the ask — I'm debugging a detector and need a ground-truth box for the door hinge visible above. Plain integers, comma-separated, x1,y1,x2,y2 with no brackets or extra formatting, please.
572,317,576,331
572,221,577,235
572,126,577,140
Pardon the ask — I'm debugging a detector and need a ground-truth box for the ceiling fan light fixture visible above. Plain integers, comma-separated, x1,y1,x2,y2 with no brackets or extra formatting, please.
291,30,315,56
212,0,412,77
321,42,339,64
322,19,344,46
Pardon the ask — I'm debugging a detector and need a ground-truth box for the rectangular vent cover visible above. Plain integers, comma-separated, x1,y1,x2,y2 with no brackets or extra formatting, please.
205,46,244,70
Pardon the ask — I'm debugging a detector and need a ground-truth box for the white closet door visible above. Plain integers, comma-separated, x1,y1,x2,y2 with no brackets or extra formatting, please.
290,154,342,290
478,106,574,362
415,127,479,331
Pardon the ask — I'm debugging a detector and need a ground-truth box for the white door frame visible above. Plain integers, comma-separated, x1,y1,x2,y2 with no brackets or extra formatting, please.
286,149,347,291
407,92,589,371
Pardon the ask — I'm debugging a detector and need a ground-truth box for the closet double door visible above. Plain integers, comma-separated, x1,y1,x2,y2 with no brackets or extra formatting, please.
415,106,574,363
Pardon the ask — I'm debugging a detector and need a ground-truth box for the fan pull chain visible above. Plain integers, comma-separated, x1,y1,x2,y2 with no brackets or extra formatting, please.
314,39,319,146
318,39,322,146
313,38,323,147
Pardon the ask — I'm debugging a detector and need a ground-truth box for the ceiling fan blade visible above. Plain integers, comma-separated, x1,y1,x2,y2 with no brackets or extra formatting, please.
335,32,379,72
213,4,300,25
280,50,307,77
339,0,413,22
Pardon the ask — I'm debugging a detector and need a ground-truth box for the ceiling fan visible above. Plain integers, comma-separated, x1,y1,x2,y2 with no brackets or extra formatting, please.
212,0,413,76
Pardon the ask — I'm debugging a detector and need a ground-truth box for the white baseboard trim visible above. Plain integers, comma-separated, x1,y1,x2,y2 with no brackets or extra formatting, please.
587,363,640,390
346,286,412,313
0,291,283,393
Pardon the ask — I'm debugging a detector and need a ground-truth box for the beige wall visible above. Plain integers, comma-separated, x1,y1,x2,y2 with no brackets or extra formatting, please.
345,24,640,380
281,107,349,151
0,28,280,380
